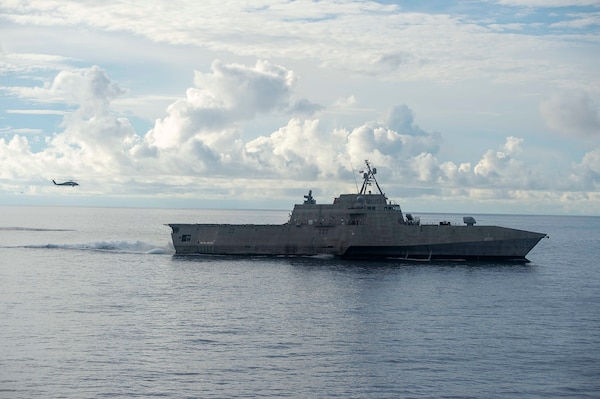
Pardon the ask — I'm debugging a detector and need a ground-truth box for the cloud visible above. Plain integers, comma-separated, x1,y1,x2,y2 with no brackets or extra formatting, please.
540,90,600,138
0,135,38,179
412,153,440,182
0,127,44,135
551,12,600,29
496,0,600,6
1,0,595,86
2,0,600,215
288,98,324,117
571,147,600,189
3,65,124,113
382,105,428,137
333,95,358,109
6,109,67,115
0,51,74,75
1,66,139,181
86,61,440,184
473,136,525,180
244,118,346,179
136,60,303,174
346,122,440,169
193,60,296,117
399,135,539,192
1,60,599,214
0,61,563,187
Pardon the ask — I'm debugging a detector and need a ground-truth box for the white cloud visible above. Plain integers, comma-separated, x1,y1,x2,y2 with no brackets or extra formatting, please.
333,95,358,109
0,51,74,74
1,59,599,214
551,12,600,29
382,105,426,137
473,136,526,183
0,0,595,86
6,109,67,115
412,153,440,182
244,118,346,179
0,62,453,190
193,60,296,117
0,135,37,179
2,65,124,113
571,147,600,189
0,66,140,182
581,147,600,174
502,136,524,154
0,127,44,136
540,90,600,138
439,161,472,185
136,60,300,170
496,0,600,6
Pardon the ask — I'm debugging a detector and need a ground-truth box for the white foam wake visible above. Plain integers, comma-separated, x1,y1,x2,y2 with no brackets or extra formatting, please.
26,240,175,255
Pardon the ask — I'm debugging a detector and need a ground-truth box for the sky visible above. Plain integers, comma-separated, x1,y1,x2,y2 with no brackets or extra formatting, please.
1,0,599,215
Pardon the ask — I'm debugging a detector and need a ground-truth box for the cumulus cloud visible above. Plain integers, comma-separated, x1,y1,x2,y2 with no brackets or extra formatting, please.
571,147,600,189
53,66,123,107
288,98,324,117
473,136,525,182
193,60,296,117
392,135,536,192
439,161,472,184
244,119,346,179
46,67,138,173
0,66,139,182
399,135,538,191
333,95,358,109
133,60,321,177
382,105,428,137
2,59,599,213
140,60,299,152
346,122,440,169
0,60,555,188
0,135,39,179
412,153,439,182
237,103,444,183
1,60,447,188
5,66,123,110
540,90,600,138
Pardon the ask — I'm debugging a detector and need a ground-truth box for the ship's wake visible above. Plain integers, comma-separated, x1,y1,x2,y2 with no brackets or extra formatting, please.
22,240,175,255
0,227,75,232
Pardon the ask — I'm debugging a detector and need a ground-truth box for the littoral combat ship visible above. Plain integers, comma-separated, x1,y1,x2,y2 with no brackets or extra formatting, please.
169,161,546,261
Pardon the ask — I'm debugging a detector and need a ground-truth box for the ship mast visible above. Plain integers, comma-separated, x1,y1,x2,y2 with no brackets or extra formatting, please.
359,160,385,196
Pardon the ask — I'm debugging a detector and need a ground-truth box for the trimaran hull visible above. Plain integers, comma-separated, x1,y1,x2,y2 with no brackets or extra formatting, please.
169,161,547,262
169,223,546,261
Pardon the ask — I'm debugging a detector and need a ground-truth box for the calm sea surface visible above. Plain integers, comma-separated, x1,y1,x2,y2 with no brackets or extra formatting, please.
1,206,599,398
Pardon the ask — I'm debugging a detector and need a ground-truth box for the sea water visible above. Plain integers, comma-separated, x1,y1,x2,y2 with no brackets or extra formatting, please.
1,206,599,398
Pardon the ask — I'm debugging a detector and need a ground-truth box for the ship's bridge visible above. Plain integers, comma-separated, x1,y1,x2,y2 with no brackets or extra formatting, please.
336,194,401,210
336,193,387,206
289,192,405,226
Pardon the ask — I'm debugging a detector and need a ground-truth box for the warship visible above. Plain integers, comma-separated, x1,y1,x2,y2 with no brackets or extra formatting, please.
169,161,547,261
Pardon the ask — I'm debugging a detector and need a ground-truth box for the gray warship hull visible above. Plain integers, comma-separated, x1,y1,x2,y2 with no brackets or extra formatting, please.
169,222,545,261
169,161,546,261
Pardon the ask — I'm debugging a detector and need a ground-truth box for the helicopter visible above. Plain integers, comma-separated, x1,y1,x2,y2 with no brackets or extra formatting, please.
52,179,79,187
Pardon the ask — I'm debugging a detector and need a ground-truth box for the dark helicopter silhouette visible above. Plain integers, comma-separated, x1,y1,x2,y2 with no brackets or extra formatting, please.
52,179,79,187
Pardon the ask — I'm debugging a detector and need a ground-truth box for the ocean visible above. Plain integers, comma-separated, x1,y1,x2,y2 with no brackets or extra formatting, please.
1,206,599,398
